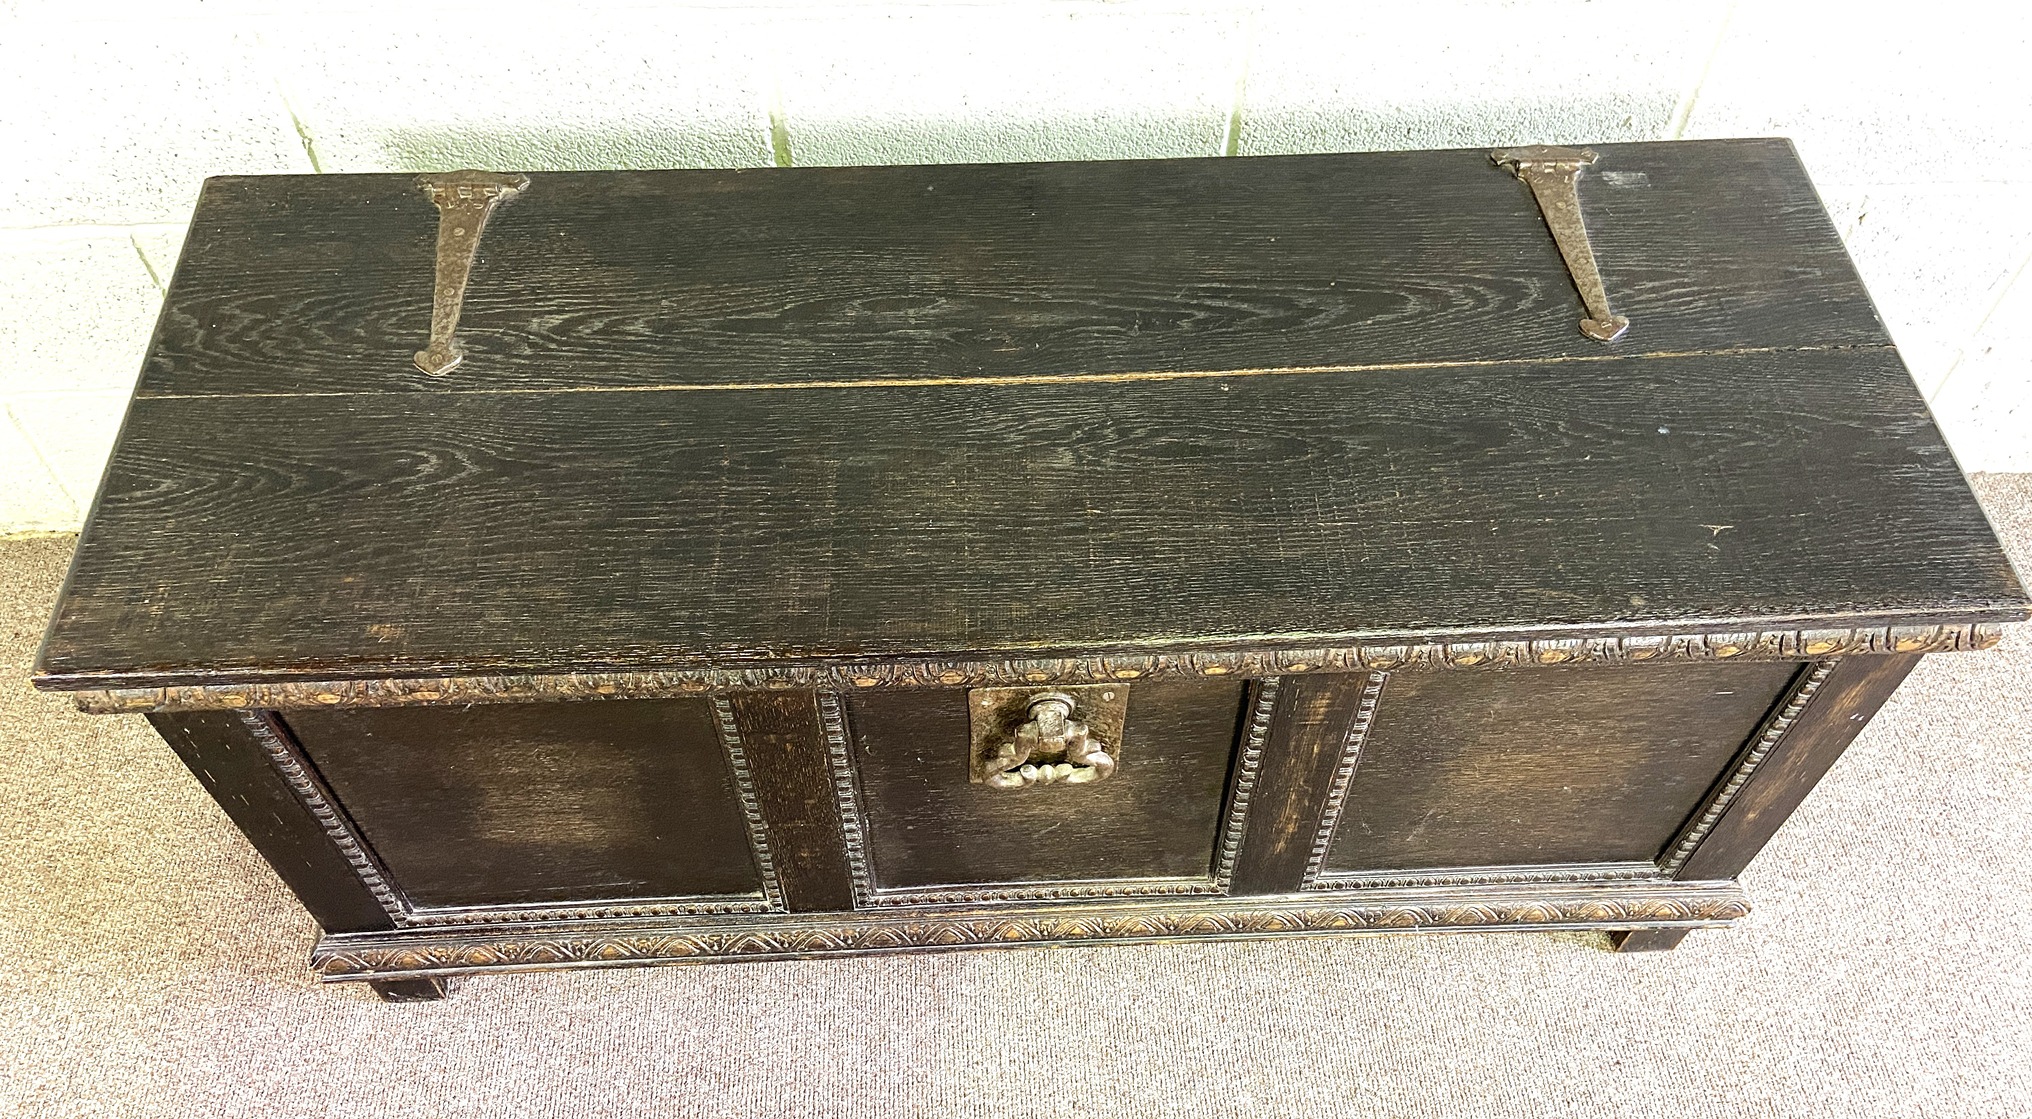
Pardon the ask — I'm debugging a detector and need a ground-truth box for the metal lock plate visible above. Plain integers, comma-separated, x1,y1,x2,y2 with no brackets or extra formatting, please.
968,684,1129,789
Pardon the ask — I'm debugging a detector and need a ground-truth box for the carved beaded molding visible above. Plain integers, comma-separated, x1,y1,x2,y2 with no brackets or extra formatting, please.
246,709,785,927
1299,659,1843,893
859,878,1226,908
1657,659,1840,876
710,695,789,913
1300,672,1390,889
1313,862,1663,891
309,884,1753,979
1211,678,1283,893
819,692,882,907
64,621,2001,713
240,711,408,924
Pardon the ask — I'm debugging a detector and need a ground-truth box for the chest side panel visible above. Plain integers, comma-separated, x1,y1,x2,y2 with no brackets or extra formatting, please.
1322,660,1803,876
284,699,766,910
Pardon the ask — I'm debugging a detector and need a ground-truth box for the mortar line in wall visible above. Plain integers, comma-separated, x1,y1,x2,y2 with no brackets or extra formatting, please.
130,236,166,294
1222,7,1256,157
1669,0,1736,140
1928,245,2032,402
286,105,324,174
271,79,324,174
2,388,137,401
0,402,82,523
767,53,794,168
0,222,188,237
1838,194,1871,243
246,27,323,173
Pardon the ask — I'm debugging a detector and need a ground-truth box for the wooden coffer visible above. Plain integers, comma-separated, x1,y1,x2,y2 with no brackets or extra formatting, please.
34,140,2027,999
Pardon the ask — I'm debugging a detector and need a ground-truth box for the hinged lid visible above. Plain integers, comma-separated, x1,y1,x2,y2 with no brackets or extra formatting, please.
34,139,2029,706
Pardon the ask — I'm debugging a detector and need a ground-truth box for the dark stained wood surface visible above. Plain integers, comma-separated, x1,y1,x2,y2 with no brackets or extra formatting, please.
845,680,1245,889
66,141,2012,982
368,976,451,1001
149,711,395,933
727,691,855,911
1228,675,1380,894
1325,661,1800,871
1673,654,1919,881
38,344,2026,687
1608,656,1918,951
140,140,1885,400
1609,929,1691,952
283,700,763,908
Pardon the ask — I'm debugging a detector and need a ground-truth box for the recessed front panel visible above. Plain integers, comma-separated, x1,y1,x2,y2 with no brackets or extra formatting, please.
1322,661,1803,877
286,700,765,910
843,680,1250,900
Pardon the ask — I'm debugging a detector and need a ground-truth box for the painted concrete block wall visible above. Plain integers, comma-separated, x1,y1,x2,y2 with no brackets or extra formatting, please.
2,0,2027,533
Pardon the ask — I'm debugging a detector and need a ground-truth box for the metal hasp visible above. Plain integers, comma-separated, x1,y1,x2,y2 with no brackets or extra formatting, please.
970,685,1126,789
413,170,529,375
1491,146,1629,342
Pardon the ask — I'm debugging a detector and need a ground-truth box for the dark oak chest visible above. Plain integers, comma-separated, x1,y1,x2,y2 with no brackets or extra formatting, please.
35,140,2027,999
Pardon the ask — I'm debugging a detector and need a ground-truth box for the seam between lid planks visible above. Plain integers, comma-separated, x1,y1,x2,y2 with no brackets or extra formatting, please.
131,342,1899,401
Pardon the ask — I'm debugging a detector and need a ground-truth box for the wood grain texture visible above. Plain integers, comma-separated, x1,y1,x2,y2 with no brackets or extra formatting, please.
725,691,854,911
139,140,1885,400
38,345,2026,688
55,140,2023,985
1673,654,1920,881
1228,675,1381,895
368,976,450,1001
1609,928,1692,952
148,711,395,934
1323,661,1800,871
282,701,765,909
843,680,1246,892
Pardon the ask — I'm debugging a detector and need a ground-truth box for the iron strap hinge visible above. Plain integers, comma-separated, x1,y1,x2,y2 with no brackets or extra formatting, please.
1491,145,1629,343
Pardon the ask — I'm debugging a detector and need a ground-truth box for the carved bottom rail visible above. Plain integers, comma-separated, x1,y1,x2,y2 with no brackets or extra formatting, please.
311,880,1750,980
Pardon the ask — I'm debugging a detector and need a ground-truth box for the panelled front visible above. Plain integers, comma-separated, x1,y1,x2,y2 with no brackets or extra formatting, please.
285,700,770,914
838,681,1253,902
252,659,1814,925
1313,660,1804,884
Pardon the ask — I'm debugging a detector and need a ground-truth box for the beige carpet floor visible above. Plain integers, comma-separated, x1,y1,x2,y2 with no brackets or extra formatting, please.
3,477,2030,1118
